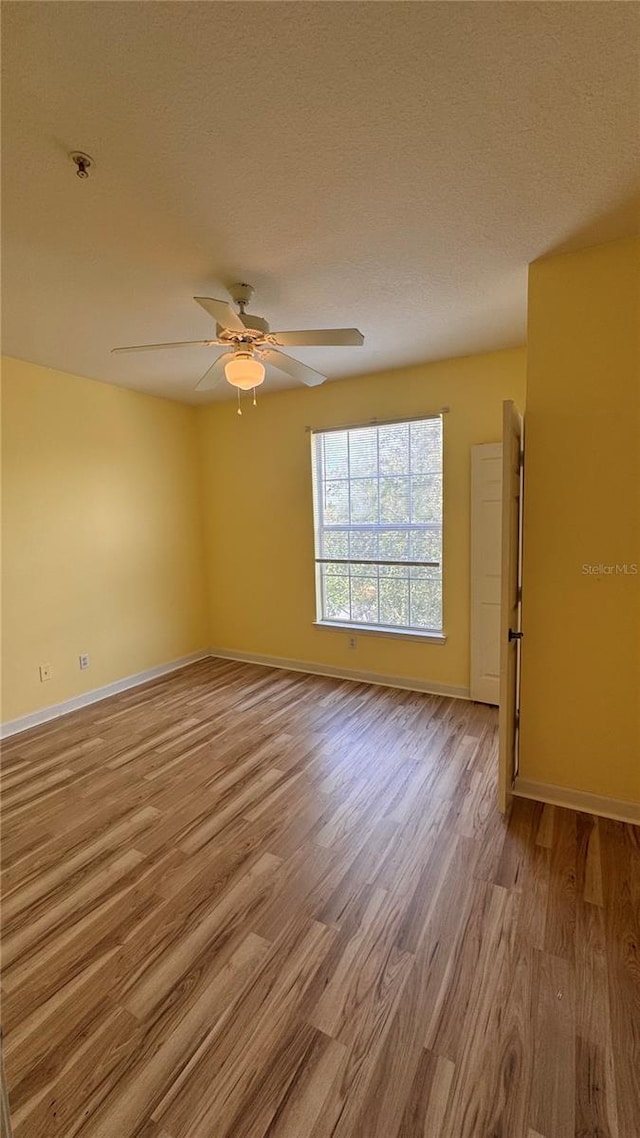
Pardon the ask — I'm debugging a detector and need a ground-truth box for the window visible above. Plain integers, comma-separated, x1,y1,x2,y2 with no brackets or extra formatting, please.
311,415,443,636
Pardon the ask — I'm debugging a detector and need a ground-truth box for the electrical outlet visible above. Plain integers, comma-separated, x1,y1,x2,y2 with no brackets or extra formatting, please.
348,635,357,650
39,664,52,682
79,653,90,671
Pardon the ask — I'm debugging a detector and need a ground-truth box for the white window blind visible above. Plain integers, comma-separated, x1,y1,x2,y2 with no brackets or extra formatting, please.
311,416,443,633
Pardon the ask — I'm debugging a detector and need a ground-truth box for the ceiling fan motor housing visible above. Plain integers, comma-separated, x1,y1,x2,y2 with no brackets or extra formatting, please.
229,282,254,308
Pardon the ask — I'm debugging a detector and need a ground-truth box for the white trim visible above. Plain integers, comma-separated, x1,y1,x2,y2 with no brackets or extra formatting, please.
514,777,640,826
313,621,446,644
208,647,469,700
0,651,210,739
306,408,449,435
469,441,502,705
0,645,471,740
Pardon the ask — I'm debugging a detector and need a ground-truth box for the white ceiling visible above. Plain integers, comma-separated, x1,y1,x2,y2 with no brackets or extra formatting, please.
2,2,639,403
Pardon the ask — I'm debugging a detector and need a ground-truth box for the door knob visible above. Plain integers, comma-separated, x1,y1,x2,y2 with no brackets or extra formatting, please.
508,629,523,641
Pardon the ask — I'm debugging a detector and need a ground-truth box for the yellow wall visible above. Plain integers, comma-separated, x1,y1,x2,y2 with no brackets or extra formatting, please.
197,348,526,693
520,237,640,804
1,357,208,722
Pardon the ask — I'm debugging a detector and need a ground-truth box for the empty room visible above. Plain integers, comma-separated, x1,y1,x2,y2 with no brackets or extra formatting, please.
1,3,639,1136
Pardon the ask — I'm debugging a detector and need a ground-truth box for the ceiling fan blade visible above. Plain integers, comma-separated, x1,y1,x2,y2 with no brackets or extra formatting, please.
270,328,364,347
195,354,230,392
194,296,246,333
112,340,215,354
263,349,326,388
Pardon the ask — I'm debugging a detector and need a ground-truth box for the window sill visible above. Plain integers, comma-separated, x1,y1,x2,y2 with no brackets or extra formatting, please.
313,621,447,645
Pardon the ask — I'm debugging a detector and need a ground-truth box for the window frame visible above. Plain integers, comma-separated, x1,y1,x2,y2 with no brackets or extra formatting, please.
310,414,445,641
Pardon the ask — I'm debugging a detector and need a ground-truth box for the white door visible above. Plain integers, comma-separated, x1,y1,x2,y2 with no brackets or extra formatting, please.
470,443,503,704
498,400,524,813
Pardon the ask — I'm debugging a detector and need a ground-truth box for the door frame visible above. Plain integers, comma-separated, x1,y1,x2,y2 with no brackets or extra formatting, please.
470,442,503,705
498,400,524,813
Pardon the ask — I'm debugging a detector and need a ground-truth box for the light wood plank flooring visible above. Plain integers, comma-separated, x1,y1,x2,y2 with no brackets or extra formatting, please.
1,657,638,1137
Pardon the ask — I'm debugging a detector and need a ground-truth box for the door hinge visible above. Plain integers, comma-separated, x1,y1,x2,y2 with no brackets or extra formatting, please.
518,450,524,470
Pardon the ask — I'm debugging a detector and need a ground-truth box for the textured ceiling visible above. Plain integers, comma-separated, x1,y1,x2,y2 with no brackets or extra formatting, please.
2,2,639,403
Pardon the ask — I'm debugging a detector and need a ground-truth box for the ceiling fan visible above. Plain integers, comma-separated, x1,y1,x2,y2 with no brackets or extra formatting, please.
112,283,364,394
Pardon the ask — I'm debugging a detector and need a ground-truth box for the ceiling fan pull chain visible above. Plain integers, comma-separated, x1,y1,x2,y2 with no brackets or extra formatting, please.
237,388,242,416
252,388,257,407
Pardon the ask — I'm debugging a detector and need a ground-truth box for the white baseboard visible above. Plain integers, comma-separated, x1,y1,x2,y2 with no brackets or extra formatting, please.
0,646,469,740
0,651,211,739
514,777,640,826
208,646,470,701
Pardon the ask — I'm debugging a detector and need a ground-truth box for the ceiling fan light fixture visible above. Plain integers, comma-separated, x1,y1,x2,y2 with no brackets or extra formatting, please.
224,352,265,391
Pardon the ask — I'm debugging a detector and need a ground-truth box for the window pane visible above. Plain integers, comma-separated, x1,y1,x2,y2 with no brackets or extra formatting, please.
323,433,348,479
380,477,409,522
378,563,406,578
409,528,441,563
323,560,345,576
408,565,441,581
322,530,349,559
378,529,409,561
410,419,442,473
350,560,372,577
379,577,409,626
351,576,378,623
379,423,409,474
350,478,378,524
348,428,378,477
409,579,442,629
323,571,350,621
324,480,349,523
350,530,378,560
412,474,442,523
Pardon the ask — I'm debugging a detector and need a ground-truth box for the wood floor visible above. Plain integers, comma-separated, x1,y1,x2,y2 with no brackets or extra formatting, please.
1,658,638,1138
